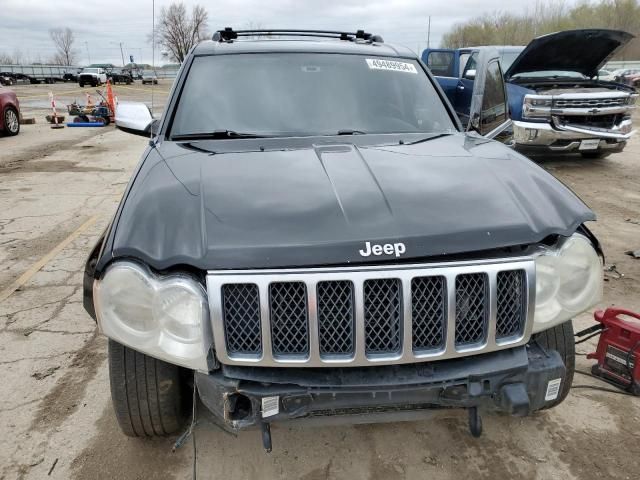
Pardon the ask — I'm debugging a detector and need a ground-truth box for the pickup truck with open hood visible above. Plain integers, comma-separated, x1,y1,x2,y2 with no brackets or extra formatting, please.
423,29,637,158
83,28,604,451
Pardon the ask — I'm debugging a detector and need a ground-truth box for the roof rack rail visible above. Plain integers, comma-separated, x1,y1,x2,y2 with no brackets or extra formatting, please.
212,28,384,43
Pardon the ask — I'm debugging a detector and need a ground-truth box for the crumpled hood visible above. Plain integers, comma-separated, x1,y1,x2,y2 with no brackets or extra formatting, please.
505,29,634,79
110,134,594,270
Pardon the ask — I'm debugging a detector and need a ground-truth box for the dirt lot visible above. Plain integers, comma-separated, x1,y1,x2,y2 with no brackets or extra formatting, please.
0,82,639,480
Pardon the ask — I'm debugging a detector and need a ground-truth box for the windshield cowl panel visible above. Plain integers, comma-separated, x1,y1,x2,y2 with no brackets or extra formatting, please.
169,53,455,139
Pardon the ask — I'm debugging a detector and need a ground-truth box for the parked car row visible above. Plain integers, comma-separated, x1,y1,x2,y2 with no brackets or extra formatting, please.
75,67,160,87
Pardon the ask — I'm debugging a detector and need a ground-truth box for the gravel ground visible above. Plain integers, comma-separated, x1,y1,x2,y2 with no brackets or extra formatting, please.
0,83,639,480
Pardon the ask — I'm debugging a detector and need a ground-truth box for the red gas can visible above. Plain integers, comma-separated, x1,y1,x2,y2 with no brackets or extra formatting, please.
587,308,640,395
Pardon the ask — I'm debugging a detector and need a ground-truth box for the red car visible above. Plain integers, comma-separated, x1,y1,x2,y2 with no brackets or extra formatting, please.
0,86,20,136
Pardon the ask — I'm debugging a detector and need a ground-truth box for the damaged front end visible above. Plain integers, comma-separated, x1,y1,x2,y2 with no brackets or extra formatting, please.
196,343,565,449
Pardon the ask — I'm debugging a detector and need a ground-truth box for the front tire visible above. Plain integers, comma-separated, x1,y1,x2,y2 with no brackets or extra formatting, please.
532,320,575,409
3,107,20,136
108,340,189,437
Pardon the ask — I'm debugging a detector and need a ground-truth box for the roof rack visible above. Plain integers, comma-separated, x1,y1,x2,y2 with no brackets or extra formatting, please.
212,28,384,44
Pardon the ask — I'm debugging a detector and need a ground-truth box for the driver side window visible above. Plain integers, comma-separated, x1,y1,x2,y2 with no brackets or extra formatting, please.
479,60,507,136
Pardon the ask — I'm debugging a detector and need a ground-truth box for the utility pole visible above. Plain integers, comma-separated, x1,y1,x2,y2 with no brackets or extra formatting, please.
119,42,125,66
427,16,431,49
85,41,91,64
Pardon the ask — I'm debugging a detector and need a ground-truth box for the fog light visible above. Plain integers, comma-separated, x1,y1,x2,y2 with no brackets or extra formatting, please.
526,128,538,141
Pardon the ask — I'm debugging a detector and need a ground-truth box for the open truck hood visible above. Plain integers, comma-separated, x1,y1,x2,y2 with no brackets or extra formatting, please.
103,134,595,272
505,29,634,79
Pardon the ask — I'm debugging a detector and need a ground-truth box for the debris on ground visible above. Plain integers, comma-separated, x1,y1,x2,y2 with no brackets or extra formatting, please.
604,264,624,279
31,366,60,380
625,249,640,259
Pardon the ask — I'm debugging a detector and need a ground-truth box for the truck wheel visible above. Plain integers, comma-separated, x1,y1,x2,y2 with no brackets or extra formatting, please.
581,151,610,159
532,320,575,409
3,107,20,136
108,339,189,437
79,82,84,87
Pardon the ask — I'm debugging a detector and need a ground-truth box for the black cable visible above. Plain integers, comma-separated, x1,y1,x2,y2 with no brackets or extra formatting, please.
574,329,606,345
571,384,633,396
191,374,198,480
572,370,633,396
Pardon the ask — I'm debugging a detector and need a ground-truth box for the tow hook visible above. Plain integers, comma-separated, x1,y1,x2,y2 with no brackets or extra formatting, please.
259,419,273,453
468,407,483,438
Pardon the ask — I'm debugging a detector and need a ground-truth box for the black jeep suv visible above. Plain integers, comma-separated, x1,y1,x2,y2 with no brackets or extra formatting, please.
84,29,603,450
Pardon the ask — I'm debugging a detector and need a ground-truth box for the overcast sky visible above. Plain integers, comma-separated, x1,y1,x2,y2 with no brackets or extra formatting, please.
0,0,577,66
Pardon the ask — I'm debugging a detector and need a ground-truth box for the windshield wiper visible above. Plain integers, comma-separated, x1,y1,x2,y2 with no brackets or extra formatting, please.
407,132,454,145
336,129,367,135
171,129,266,141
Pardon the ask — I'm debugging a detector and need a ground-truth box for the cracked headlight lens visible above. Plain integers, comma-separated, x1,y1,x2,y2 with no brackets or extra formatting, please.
94,261,210,371
533,234,602,333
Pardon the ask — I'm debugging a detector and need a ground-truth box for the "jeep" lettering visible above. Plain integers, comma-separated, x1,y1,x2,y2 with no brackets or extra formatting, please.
359,241,406,258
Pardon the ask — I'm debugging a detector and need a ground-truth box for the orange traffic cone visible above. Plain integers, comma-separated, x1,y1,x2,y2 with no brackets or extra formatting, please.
106,80,116,122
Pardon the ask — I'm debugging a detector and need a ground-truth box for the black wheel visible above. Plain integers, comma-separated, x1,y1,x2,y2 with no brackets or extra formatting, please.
532,320,575,409
79,82,84,87
108,340,189,437
3,106,20,136
580,151,610,159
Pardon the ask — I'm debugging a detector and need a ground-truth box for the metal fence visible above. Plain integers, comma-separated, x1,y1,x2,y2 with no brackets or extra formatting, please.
0,64,79,81
604,60,640,71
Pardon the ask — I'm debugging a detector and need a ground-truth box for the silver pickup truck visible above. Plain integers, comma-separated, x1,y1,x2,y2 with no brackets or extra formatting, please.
425,30,638,158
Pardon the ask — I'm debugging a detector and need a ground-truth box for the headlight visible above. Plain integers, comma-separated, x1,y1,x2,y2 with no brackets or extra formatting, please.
94,261,211,371
522,94,552,120
533,234,602,333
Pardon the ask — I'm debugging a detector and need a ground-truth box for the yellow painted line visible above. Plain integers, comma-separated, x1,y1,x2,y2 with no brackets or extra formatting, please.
115,84,171,94
0,215,99,303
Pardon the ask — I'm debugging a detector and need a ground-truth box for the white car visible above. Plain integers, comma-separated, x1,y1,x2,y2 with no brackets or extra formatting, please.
597,69,616,81
78,68,107,87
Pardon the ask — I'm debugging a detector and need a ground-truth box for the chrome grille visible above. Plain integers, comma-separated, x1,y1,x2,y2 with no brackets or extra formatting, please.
411,276,446,352
269,282,309,356
207,259,535,367
553,97,626,109
317,281,354,355
364,279,402,354
496,270,526,339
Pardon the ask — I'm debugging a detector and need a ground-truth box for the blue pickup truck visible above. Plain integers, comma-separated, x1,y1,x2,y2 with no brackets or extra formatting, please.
423,29,637,158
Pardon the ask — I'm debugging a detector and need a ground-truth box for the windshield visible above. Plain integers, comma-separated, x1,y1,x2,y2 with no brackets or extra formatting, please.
170,53,455,138
83,68,100,73
511,70,587,79
499,50,523,72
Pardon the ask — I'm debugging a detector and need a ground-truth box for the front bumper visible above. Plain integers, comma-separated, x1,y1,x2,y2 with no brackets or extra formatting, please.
513,119,633,153
195,343,565,434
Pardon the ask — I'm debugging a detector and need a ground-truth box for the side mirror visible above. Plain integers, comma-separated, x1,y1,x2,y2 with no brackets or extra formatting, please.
115,101,157,137
464,69,476,80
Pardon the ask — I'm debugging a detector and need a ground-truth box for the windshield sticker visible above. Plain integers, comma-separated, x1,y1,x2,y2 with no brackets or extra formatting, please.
366,59,417,74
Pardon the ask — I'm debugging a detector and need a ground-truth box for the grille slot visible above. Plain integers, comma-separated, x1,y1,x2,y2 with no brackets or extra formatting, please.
317,281,355,356
455,273,488,346
553,97,627,109
496,270,526,340
269,282,309,356
411,276,446,351
222,284,262,355
364,278,402,355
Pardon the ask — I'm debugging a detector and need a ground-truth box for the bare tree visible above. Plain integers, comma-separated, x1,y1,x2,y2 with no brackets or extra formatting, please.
0,52,14,64
49,27,77,65
154,2,209,63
